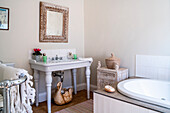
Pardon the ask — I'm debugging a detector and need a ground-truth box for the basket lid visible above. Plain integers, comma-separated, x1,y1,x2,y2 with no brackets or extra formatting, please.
106,53,120,61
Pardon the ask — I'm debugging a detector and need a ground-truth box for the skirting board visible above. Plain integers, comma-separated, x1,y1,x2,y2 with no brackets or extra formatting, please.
38,83,97,102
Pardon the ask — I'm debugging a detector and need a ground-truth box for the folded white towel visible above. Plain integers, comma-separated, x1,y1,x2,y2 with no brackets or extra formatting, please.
0,64,35,113
78,57,93,63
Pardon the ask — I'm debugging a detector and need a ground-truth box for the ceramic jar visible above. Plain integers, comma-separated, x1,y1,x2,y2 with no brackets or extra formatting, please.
105,53,120,69
32,55,42,62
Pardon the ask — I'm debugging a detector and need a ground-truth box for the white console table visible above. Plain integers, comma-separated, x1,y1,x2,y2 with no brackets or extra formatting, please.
29,59,92,113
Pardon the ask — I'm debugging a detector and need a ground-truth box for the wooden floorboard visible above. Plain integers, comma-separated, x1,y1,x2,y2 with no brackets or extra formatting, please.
32,90,93,113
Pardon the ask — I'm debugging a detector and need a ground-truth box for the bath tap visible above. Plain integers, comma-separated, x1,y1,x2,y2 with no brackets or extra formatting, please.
59,57,63,60
55,55,63,60
55,55,58,60
52,57,55,60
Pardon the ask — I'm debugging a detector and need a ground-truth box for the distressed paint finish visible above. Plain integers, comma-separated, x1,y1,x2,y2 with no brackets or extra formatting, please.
97,62,128,89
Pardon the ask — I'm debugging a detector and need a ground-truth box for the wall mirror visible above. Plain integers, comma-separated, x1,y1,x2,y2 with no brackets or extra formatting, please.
39,2,69,43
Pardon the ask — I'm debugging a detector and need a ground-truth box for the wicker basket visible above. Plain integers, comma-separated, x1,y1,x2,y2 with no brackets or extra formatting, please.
105,53,120,69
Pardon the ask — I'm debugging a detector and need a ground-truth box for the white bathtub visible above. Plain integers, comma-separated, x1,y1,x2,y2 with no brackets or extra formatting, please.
117,78,170,108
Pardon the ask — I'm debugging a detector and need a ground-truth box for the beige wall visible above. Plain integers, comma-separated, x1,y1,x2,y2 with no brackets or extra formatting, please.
0,0,84,92
1,0,170,91
84,0,170,85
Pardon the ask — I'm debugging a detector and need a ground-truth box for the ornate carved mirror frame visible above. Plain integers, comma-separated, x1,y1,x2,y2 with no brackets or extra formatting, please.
39,2,69,43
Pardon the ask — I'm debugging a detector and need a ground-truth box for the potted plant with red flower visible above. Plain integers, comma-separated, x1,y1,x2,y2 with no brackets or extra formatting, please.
32,48,42,62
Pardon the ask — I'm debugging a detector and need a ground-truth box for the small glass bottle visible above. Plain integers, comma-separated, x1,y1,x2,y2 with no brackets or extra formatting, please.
43,53,47,63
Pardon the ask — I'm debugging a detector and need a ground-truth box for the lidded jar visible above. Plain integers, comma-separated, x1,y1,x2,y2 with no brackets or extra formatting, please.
105,53,120,69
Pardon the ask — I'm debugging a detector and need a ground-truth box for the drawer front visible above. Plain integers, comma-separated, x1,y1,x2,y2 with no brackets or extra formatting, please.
97,72,117,89
97,78,116,89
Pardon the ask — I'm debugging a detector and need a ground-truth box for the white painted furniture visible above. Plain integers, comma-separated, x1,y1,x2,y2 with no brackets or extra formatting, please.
97,67,128,89
0,62,15,67
29,59,92,113
97,61,128,89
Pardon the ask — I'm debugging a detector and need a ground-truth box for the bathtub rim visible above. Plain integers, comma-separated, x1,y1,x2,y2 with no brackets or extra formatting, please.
117,78,170,109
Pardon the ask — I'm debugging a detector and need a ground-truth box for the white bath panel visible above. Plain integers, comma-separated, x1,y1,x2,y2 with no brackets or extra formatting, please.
94,93,159,113
136,55,170,81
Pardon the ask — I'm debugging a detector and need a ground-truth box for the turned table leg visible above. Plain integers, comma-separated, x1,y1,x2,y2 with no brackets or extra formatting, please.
86,66,90,99
33,69,39,107
45,72,52,113
72,69,77,94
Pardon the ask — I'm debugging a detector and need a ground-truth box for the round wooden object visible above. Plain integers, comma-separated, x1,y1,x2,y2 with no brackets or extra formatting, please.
105,85,115,93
